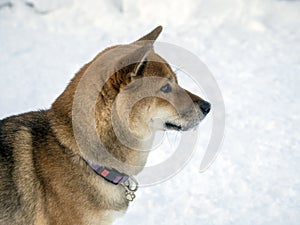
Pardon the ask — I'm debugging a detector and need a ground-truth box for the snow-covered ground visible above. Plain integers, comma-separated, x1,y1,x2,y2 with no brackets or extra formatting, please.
0,0,299,224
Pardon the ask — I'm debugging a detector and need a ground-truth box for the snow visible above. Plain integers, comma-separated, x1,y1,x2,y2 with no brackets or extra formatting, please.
1,0,299,224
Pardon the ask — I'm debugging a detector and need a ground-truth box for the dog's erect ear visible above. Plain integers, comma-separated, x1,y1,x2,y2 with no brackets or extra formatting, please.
117,43,152,78
136,26,163,42
132,48,149,77
129,44,151,77
116,26,163,79
128,26,162,76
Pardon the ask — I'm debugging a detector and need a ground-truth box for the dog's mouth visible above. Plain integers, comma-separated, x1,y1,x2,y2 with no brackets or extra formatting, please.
164,118,201,132
164,122,183,131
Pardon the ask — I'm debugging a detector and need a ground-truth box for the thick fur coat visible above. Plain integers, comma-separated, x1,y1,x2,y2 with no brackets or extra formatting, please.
0,26,210,225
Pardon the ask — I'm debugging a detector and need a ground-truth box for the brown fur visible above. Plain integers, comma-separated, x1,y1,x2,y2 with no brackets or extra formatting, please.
0,26,209,225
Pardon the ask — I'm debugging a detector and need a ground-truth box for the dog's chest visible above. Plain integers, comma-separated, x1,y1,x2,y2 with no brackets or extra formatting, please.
84,209,126,225
80,179,129,224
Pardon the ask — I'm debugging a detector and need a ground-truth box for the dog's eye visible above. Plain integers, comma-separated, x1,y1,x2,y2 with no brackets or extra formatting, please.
160,84,172,93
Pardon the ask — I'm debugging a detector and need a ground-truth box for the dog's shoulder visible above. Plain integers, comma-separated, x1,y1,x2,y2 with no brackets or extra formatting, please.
0,110,55,174
0,110,53,224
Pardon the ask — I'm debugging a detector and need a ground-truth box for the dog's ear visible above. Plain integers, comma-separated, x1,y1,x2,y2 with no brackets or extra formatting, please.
117,43,152,78
115,26,163,82
128,26,163,76
130,45,150,77
136,26,163,42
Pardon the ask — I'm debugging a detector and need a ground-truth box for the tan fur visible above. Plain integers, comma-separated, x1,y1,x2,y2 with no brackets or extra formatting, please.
0,26,209,225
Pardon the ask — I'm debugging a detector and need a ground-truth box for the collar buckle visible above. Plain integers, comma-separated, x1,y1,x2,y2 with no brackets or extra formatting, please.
121,176,138,201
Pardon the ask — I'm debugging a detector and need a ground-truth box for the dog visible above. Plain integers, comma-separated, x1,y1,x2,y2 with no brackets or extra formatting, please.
0,26,211,225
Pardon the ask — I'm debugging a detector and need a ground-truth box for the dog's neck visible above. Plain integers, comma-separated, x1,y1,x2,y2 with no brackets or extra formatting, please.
48,62,155,175
94,109,153,174
48,105,153,175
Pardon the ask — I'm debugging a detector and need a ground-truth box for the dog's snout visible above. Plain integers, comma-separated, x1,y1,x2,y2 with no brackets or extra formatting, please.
199,101,211,116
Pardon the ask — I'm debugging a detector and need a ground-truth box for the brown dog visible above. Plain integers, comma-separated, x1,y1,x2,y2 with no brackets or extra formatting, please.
0,26,210,225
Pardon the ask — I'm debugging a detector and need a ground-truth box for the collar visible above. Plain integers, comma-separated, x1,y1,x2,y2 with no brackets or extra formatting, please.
88,163,138,201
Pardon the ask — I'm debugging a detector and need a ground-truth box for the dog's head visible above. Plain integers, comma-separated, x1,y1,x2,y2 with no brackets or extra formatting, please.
51,26,210,168
109,26,211,139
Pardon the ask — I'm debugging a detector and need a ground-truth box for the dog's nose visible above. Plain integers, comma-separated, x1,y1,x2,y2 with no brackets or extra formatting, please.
199,101,211,116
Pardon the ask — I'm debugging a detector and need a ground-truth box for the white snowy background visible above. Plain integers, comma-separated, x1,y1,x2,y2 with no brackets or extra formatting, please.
0,0,299,224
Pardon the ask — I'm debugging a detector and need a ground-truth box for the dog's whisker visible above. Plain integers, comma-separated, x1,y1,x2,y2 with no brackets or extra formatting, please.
166,131,173,147
173,66,182,74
